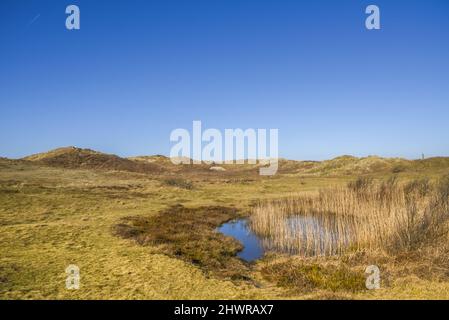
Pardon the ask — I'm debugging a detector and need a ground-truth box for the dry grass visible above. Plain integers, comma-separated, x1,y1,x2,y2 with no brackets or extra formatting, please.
2,151,449,300
251,176,449,256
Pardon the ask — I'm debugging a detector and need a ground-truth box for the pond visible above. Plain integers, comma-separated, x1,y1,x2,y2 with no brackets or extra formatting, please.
217,219,265,262
218,215,342,261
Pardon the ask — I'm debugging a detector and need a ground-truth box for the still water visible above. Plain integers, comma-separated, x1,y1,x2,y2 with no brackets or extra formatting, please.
218,215,336,261
217,219,264,262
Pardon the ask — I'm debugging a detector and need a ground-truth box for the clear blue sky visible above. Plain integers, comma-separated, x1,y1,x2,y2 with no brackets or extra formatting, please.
1,0,448,160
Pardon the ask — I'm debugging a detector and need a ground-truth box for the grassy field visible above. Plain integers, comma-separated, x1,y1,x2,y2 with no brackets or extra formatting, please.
1,148,449,299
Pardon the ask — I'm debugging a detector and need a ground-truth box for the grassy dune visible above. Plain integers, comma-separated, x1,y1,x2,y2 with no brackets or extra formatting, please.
1,148,449,299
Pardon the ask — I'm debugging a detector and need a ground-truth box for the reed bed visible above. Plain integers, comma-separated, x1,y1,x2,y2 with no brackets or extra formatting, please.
250,176,449,256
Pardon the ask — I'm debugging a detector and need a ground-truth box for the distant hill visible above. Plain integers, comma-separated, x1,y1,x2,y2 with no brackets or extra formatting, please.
23,147,162,174
10,147,449,176
277,155,449,175
308,155,410,175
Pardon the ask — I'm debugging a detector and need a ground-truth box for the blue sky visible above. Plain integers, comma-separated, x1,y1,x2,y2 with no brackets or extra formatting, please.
1,0,448,160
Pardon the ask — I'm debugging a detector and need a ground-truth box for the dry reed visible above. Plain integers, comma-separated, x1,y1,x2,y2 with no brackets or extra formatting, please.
250,176,449,256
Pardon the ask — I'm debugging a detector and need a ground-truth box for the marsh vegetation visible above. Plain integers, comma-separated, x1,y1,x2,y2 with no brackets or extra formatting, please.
251,177,449,257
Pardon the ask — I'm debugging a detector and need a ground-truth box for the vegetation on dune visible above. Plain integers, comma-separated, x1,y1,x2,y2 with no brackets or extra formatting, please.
23,146,163,174
19,146,449,177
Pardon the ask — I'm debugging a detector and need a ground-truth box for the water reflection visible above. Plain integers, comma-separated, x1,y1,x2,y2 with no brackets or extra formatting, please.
217,219,264,262
218,214,349,261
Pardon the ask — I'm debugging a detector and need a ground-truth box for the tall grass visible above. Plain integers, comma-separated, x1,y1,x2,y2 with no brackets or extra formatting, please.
250,176,449,256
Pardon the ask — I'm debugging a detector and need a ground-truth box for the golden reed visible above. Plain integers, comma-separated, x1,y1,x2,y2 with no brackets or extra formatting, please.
250,177,449,256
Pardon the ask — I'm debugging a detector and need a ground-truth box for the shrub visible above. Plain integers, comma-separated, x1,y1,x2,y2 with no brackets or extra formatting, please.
163,178,194,190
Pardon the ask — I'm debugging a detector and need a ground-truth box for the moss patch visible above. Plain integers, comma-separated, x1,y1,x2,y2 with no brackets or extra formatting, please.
261,261,366,293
